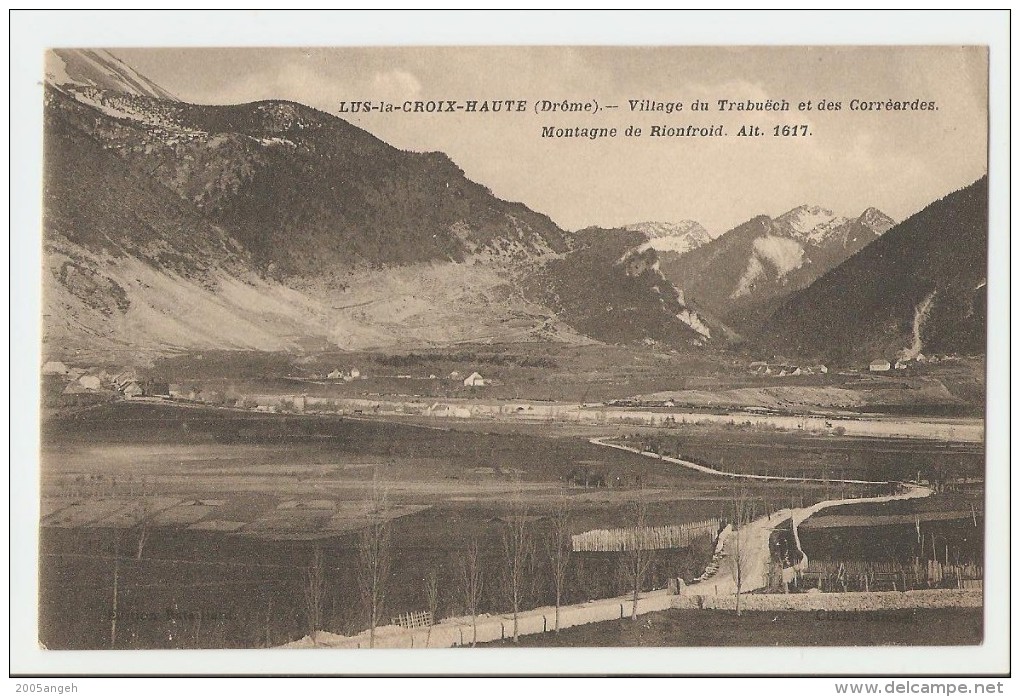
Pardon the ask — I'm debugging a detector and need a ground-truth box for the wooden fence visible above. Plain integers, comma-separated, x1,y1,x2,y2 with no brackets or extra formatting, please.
571,519,720,553
391,610,433,630
800,559,983,592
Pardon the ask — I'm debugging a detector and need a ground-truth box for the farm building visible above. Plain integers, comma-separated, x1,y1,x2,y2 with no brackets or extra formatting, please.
449,371,461,379
327,369,343,379
349,368,361,379
112,369,140,389
463,372,486,387
42,361,68,375
869,360,892,372
895,360,908,370
122,381,144,398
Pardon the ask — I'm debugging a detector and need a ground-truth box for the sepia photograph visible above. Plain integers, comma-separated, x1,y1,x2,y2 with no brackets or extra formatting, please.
10,9,1010,681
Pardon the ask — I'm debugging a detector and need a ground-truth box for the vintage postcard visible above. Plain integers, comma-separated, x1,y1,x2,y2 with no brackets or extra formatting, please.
11,11,1009,679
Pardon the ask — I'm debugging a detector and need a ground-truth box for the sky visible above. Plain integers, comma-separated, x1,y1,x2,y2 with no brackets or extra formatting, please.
116,46,988,235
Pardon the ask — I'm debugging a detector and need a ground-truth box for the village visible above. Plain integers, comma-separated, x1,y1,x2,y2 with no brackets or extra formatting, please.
41,349,968,412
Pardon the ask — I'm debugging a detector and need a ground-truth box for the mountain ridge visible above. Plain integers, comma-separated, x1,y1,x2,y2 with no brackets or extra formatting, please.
764,177,987,362
42,59,712,357
657,204,896,332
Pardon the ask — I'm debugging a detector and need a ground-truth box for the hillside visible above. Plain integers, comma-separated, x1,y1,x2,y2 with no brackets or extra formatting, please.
765,177,988,362
531,228,711,347
45,83,569,277
660,206,895,331
42,56,708,357
43,100,334,354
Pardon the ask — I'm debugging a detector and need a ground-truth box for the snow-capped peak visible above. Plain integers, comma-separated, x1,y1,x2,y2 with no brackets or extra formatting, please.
46,49,178,101
856,207,896,234
624,220,712,256
776,205,853,245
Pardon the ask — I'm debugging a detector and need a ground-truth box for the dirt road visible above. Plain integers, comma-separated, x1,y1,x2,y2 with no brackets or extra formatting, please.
588,437,933,597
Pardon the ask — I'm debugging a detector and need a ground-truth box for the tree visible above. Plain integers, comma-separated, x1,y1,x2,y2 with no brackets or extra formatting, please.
358,479,391,648
729,489,754,616
500,483,534,642
303,545,327,641
134,494,155,560
621,489,654,621
110,534,120,648
458,538,484,647
423,568,439,648
545,494,573,632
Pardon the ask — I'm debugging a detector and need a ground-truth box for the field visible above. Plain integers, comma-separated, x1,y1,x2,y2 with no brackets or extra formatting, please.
35,402,731,648
800,513,984,567
39,400,984,649
613,432,984,484
483,608,983,647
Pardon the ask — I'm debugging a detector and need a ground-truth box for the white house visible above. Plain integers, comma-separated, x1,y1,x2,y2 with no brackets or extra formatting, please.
463,372,486,387
869,360,891,372
122,381,144,398
349,368,361,379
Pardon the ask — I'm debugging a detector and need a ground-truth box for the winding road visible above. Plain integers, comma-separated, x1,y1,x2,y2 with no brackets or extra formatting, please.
588,436,933,597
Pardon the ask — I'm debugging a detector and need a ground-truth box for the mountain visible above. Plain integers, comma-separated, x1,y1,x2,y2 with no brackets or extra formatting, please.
531,228,713,346
765,177,987,362
658,204,895,332
622,220,712,256
43,91,334,354
42,53,710,357
46,49,178,101
45,81,569,276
